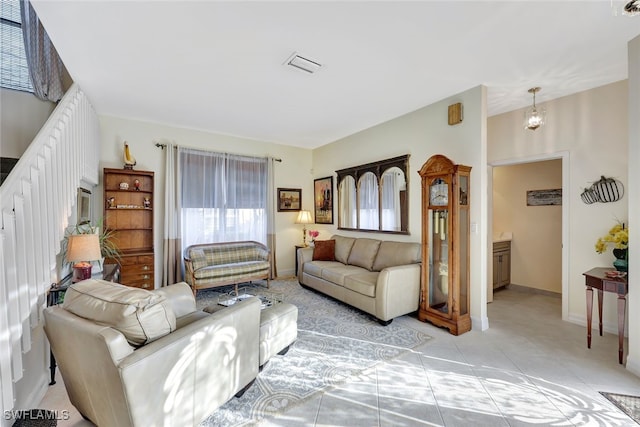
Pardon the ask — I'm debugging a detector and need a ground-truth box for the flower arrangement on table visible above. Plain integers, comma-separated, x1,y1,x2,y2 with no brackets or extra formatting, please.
308,230,320,244
595,221,628,271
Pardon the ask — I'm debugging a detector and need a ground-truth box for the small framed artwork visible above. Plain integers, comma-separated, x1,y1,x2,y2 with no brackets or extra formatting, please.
314,176,333,224
77,187,92,224
526,188,562,206
277,188,302,211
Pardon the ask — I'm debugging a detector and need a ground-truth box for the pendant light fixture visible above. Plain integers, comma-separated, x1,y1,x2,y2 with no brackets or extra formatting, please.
524,87,545,130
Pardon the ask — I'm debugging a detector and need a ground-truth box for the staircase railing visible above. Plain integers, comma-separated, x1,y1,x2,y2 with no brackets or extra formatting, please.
0,83,99,419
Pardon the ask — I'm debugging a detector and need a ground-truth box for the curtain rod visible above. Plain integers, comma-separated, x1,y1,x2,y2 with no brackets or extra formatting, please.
154,142,282,162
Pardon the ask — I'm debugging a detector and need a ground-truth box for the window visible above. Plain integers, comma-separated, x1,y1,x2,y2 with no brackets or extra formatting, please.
0,0,33,92
180,149,267,248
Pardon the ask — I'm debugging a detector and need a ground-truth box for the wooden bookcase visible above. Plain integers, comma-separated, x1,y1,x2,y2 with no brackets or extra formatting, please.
103,168,154,289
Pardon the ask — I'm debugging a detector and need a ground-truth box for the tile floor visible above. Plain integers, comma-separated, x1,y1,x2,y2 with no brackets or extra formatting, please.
41,286,640,426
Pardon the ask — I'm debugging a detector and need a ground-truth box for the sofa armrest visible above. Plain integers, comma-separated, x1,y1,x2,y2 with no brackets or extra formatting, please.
152,282,196,318
375,264,421,321
117,297,261,426
297,247,314,282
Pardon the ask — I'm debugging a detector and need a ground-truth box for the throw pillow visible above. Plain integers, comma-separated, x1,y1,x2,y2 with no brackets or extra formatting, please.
313,239,336,261
63,279,176,346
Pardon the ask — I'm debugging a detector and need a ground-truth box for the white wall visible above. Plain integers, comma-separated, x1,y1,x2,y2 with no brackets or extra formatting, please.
488,81,628,335
313,85,489,329
98,116,313,284
626,35,640,376
493,160,562,293
0,88,55,157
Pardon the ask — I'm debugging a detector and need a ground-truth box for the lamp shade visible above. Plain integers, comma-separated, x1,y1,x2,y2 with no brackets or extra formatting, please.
295,210,313,224
66,234,102,262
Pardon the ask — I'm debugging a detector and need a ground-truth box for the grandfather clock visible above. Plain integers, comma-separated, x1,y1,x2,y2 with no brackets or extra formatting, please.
418,154,471,335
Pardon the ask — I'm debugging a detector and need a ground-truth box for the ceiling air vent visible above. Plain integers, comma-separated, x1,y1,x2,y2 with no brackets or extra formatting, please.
284,52,322,74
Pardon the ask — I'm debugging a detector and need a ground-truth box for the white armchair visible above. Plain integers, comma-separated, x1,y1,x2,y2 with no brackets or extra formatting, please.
44,280,260,427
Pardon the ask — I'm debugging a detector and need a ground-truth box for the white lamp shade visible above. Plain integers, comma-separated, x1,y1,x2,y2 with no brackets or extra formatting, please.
66,234,102,262
295,210,313,224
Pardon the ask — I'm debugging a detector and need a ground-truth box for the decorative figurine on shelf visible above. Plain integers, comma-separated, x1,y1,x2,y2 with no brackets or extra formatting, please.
119,182,129,190
106,197,115,208
134,179,140,191
123,141,136,170
144,197,151,208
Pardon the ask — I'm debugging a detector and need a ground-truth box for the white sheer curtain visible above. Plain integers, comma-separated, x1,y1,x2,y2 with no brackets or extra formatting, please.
162,143,182,286
381,170,401,231
266,158,278,278
359,172,379,230
180,149,267,249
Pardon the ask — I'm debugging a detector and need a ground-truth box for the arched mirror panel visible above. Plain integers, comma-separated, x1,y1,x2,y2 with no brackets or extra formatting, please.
338,175,357,229
381,166,406,232
358,172,379,230
336,154,409,234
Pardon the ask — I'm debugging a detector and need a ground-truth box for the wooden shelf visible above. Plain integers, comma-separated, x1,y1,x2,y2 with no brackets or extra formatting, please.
104,168,154,289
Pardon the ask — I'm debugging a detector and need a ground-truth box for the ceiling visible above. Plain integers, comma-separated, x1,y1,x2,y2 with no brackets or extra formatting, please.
31,1,640,149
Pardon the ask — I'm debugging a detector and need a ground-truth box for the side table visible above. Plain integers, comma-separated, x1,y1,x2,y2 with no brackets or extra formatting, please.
47,264,121,384
583,267,628,364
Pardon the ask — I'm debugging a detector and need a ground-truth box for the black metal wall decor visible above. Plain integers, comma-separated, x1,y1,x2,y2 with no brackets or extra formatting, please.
581,176,624,204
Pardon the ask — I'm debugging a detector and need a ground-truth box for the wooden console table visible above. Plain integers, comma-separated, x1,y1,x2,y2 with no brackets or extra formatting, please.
582,267,628,364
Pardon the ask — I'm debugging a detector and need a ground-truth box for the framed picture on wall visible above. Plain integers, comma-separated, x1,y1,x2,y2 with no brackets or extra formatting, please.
277,188,302,211
77,187,92,224
314,176,333,224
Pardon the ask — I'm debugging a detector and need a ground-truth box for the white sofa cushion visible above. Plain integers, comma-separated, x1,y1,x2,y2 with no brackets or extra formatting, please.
347,238,381,271
372,241,421,271
321,264,369,286
333,235,356,264
63,279,176,346
344,272,378,297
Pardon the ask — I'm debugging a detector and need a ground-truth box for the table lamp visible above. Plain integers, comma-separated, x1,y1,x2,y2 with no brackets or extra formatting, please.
295,210,313,247
66,234,102,282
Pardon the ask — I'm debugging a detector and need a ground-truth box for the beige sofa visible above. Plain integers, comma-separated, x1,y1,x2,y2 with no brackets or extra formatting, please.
44,279,261,427
297,235,421,324
184,240,271,295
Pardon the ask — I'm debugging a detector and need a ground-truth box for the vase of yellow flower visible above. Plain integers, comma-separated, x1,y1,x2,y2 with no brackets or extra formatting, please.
595,221,628,271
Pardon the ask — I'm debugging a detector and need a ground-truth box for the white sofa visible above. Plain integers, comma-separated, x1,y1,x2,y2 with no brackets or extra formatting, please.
44,280,261,427
297,235,421,324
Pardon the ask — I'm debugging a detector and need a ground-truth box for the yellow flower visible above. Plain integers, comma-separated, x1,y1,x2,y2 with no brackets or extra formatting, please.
595,221,628,254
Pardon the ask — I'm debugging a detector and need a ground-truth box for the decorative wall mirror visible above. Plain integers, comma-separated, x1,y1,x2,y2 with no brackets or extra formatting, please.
336,154,409,234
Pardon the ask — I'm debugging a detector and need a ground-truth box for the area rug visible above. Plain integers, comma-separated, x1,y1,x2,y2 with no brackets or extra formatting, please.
197,278,431,426
600,392,640,424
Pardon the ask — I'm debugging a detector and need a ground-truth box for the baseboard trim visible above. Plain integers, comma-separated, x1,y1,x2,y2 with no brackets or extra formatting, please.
566,313,628,338
472,315,489,331
625,354,640,378
501,283,561,298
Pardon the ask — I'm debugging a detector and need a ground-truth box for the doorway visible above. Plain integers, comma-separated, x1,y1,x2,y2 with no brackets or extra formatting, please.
488,153,569,321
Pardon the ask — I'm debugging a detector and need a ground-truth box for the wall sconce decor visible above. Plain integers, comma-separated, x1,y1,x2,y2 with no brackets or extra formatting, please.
581,176,624,204
524,87,546,130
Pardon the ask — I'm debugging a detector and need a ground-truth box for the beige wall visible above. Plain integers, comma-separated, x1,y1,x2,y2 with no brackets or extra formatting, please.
488,80,628,333
626,34,640,376
313,85,490,328
493,160,562,293
0,88,55,157
98,115,313,283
